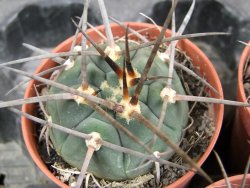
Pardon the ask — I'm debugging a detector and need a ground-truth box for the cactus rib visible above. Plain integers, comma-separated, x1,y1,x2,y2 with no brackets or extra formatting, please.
130,0,179,105
7,105,188,170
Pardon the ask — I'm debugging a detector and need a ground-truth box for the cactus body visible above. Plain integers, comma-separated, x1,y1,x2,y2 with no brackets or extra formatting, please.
46,40,189,181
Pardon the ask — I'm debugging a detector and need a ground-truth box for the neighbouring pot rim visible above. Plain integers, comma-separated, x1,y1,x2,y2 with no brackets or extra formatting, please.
238,41,250,115
21,22,224,188
206,174,250,187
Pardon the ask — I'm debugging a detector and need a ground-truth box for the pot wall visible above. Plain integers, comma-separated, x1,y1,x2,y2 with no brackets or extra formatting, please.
230,41,250,172
206,174,250,188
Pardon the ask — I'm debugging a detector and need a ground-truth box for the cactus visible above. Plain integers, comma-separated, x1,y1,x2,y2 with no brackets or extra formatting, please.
0,0,249,187
46,40,189,180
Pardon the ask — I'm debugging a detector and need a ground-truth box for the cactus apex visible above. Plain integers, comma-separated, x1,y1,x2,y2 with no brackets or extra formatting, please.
119,98,141,123
104,45,121,61
127,69,141,87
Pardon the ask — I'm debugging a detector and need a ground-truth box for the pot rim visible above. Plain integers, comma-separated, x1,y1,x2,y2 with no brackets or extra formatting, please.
21,22,224,188
238,41,250,115
206,174,250,187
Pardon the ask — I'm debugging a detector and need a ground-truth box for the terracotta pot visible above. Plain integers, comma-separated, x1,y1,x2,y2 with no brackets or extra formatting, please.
206,174,250,188
21,22,224,188
230,42,250,172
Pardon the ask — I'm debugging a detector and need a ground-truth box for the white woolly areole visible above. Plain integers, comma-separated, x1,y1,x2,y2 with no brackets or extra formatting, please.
100,80,110,90
64,59,74,70
104,45,121,61
158,52,170,61
160,87,176,103
74,86,95,105
119,98,141,123
70,182,77,187
47,116,52,123
85,132,102,151
73,45,82,52
153,151,160,159
73,45,89,52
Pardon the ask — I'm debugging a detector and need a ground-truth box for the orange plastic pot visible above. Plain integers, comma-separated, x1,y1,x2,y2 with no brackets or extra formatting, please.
230,42,250,172
21,22,223,188
206,174,250,188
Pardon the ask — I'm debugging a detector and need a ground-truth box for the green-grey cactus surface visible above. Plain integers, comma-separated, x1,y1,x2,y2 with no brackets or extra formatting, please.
46,40,189,181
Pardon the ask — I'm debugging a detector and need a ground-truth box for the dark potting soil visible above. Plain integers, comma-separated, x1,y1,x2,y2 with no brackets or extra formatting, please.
243,58,250,102
36,48,215,187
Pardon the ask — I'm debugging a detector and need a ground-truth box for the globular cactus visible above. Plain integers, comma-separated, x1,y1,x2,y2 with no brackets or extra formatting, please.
46,39,189,180
1,0,249,187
